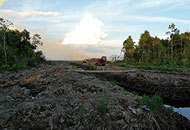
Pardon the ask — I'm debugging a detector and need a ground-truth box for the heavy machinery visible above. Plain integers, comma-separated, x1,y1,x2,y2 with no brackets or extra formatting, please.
83,56,107,70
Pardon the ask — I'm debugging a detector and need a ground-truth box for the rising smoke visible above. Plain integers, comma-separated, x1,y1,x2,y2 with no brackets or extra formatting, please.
40,40,91,60
62,13,108,45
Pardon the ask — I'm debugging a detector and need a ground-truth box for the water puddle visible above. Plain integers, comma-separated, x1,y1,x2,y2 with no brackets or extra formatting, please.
165,105,190,119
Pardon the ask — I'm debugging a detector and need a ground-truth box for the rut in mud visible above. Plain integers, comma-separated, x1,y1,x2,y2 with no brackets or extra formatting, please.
78,63,190,107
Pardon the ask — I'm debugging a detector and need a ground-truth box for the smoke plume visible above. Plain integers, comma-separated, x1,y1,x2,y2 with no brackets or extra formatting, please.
62,13,108,45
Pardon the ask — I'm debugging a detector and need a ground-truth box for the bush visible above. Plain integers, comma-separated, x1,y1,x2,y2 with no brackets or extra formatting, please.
34,51,46,64
0,64,29,73
69,62,80,67
110,80,118,85
126,63,190,72
77,106,85,121
120,63,127,67
0,64,10,73
97,97,109,115
140,95,163,112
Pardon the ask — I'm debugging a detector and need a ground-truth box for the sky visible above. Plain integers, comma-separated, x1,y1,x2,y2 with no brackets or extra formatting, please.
0,0,190,60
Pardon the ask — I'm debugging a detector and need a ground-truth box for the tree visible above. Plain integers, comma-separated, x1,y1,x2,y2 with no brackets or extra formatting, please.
0,18,13,64
0,19,46,67
166,23,180,60
122,36,135,62
181,32,190,65
32,34,43,51
160,39,170,63
152,37,161,63
120,23,190,67
139,30,153,63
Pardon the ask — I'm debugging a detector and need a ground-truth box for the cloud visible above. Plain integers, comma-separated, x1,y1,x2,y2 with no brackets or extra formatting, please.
0,0,7,7
62,13,108,45
127,15,190,24
0,9,59,20
106,14,190,25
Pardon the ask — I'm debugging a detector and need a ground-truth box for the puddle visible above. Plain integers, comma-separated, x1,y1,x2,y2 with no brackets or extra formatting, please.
165,105,190,119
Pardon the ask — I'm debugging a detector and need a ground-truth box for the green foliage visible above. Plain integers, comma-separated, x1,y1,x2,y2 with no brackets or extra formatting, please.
34,51,46,64
87,115,95,124
0,64,29,73
110,79,118,86
97,97,109,115
128,63,189,72
122,36,135,62
122,24,190,71
77,106,95,124
77,106,85,121
140,95,163,112
0,18,46,70
120,63,127,67
69,62,80,68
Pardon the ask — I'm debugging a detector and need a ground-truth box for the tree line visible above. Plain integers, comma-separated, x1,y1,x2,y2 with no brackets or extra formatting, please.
0,18,45,68
122,23,190,66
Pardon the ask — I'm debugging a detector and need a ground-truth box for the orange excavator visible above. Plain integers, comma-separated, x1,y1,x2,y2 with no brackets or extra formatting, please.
83,56,107,67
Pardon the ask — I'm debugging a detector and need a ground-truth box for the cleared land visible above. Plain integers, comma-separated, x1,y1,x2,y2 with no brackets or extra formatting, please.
0,61,189,130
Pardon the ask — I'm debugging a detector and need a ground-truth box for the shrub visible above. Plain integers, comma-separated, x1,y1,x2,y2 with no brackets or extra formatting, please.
77,106,85,121
0,64,29,73
69,62,80,67
140,95,163,112
97,97,109,115
120,63,127,67
110,80,118,86
87,115,95,124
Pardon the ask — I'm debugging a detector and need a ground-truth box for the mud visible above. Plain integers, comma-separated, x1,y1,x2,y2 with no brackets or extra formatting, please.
0,62,190,130
78,63,190,107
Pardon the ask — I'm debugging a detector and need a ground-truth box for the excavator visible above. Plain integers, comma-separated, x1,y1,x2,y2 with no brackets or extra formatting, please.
83,56,107,69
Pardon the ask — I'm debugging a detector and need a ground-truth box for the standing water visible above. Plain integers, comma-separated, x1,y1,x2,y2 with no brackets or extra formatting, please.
165,105,190,120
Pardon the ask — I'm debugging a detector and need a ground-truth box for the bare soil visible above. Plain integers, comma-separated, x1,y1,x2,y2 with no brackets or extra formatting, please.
0,62,189,130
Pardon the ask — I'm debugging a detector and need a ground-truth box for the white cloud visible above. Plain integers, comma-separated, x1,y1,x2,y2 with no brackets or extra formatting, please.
0,9,59,20
126,0,188,11
106,14,190,24
62,13,108,45
127,15,190,24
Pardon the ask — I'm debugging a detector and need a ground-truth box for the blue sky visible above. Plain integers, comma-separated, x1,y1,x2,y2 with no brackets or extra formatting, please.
1,0,190,60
